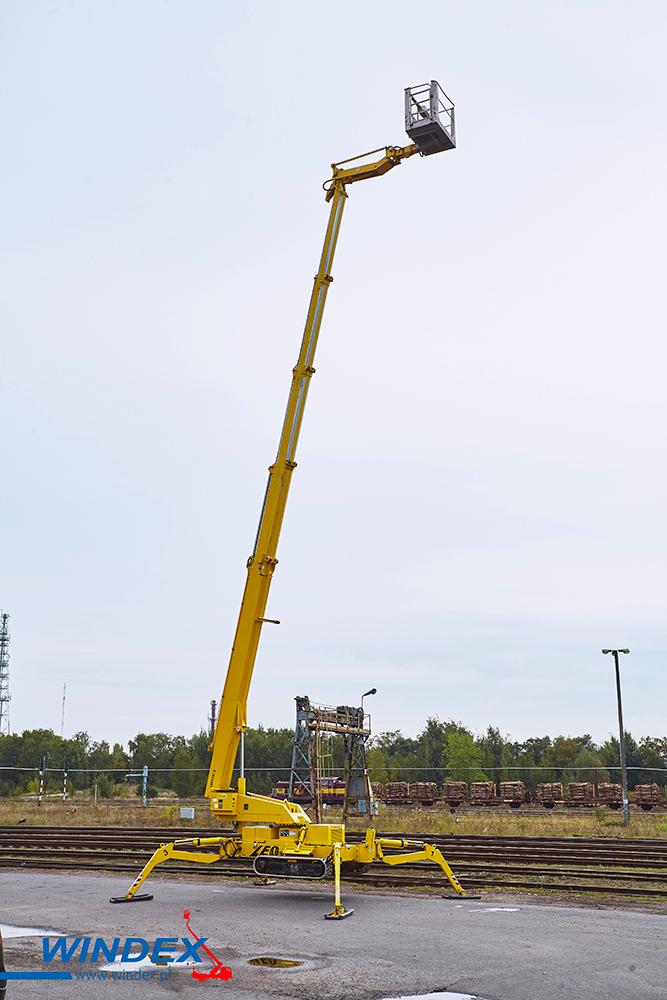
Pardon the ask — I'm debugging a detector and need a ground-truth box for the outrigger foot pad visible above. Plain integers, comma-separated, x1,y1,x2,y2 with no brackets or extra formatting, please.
442,894,482,900
324,907,354,920
110,894,154,904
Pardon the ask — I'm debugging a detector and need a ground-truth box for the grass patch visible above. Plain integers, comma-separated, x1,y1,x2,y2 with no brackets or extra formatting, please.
0,798,664,840
343,805,666,839
0,799,219,828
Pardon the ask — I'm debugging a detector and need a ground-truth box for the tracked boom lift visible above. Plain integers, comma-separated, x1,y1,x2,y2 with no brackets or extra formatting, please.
112,82,475,918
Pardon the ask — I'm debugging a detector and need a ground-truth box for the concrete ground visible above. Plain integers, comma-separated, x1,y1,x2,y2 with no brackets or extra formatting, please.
0,871,665,1000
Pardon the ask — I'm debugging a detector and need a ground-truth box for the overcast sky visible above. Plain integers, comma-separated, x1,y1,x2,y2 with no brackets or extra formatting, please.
2,2,666,749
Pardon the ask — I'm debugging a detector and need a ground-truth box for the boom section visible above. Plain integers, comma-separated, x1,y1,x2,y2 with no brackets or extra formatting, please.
206,184,347,796
206,144,418,800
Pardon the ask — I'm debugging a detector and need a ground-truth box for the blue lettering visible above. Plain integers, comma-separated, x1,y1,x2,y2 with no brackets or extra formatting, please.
43,938,83,963
91,938,121,963
177,938,206,963
120,938,149,963
151,938,177,963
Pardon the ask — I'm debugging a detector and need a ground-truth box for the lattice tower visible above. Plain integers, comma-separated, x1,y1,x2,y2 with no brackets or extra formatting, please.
0,612,10,736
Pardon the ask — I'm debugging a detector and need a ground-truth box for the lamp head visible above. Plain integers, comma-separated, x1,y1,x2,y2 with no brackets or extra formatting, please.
362,687,377,698
619,648,630,654
601,649,611,654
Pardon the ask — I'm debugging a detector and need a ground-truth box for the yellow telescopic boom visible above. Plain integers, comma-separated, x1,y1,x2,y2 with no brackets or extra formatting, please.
206,143,420,799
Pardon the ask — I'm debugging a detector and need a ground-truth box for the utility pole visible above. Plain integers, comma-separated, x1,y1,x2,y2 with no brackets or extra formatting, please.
602,648,631,824
0,613,11,736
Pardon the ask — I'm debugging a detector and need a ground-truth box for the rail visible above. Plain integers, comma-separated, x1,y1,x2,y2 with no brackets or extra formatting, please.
1,826,665,900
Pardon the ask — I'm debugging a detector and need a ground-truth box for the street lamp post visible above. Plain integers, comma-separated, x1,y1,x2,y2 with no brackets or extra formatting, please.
357,688,377,822
361,688,377,716
602,648,630,825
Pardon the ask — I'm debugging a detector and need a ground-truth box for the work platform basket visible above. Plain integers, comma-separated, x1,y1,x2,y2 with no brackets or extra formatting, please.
404,81,455,155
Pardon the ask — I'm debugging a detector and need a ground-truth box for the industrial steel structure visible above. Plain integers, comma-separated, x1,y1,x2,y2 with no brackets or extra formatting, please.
0,613,10,737
112,82,473,918
286,696,374,823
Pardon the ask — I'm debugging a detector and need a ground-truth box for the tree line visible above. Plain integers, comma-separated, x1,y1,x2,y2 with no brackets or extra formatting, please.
0,719,664,799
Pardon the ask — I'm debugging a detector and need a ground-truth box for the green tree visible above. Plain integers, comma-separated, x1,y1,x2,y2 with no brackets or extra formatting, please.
599,732,641,788
569,749,608,784
172,748,197,797
478,726,514,782
545,736,580,778
242,725,293,794
634,737,667,786
513,736,553,793
128,733,175,789
443,730,487,781
96,774,113,799
415,717,447,782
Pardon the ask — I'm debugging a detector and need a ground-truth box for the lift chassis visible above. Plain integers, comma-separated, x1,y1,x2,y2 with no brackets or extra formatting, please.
118,826,467,920
112,83,474,918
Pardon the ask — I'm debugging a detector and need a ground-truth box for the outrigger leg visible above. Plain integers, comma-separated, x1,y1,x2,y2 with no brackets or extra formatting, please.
375,837,481,900
324,842,353,920
110,837,232,904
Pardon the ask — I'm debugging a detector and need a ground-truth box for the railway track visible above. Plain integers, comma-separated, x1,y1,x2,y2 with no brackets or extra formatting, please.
1,826,666,899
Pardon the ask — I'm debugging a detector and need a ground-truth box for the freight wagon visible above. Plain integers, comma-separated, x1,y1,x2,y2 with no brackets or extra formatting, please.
635,783,662,811
278,779,664,811
500,780,526,807
597,782,623,809
410,781,439,806
441,781,468,807
536,782,564,808
566,782,595,807
385,781,411,805
470,781,499,805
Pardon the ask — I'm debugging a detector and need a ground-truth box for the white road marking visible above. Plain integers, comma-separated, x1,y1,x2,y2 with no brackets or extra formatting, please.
0,924,62,939
477,907,520,913
381,993,487,999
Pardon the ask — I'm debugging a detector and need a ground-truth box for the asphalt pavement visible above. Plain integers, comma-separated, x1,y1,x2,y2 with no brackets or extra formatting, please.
0,871,664,1000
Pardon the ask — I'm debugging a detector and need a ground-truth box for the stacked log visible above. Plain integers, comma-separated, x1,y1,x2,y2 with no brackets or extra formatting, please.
566,782,595,806
410,781,438,806
597,782,622,808
536,782,563,808
500,780,526,806
635,783,663,810
442,781,468,806
470,781,498,805
385,781,411,804
370,781,385,800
